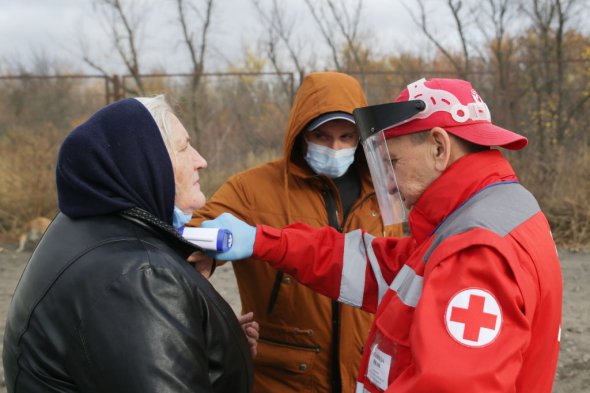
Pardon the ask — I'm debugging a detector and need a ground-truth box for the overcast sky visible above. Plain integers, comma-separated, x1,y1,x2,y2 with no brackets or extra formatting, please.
0,0,440,74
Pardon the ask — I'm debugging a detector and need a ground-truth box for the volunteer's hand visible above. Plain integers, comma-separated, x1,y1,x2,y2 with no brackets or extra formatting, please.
238,312,259,358
201,213,256,261
187,251,214,279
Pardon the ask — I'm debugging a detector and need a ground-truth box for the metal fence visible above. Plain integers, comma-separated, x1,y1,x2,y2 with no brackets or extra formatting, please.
1,68,589,242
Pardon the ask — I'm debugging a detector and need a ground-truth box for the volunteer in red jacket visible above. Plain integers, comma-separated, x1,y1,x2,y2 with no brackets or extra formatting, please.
201,78,563,393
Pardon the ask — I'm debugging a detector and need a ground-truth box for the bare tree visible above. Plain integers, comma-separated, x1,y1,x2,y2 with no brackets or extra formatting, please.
303,0,369,82
404,0,472,78
474,0,519,127
82,0,148,96
252,0,304,97
174,0,214,142
520,0,586,145
76,34,118,100
552,0,578,141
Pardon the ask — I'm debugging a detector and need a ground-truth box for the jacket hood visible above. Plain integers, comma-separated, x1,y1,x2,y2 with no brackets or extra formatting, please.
282,72,369,178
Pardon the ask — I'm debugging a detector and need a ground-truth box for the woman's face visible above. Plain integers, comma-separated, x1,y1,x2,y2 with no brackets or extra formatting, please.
167,114,207,213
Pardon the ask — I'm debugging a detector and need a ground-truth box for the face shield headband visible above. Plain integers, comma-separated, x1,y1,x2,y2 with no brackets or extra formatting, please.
353,100,426,226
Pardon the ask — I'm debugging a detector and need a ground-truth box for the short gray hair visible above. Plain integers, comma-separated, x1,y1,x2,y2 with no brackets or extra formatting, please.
409,129,489,153
134,95,175,156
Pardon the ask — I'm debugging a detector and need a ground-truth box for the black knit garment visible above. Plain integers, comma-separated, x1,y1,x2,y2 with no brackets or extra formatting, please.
56,98,175,224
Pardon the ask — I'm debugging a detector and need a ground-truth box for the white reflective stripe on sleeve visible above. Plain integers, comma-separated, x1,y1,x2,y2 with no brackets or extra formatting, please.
389,264,423,307
364,233,389,305
355,382,369,393
339,230,369,307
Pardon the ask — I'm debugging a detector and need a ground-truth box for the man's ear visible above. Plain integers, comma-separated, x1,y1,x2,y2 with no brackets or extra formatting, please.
430,127,452,172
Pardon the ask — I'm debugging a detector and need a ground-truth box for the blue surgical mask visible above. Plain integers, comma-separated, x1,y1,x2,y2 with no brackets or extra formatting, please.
304,141,357,178
172,205,193,229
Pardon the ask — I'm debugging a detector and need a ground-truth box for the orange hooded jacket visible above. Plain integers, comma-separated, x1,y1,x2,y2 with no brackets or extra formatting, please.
191,72,402,392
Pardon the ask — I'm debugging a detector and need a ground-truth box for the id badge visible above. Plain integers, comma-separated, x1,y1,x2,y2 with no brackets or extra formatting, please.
367,344,391,390
365,330,396,391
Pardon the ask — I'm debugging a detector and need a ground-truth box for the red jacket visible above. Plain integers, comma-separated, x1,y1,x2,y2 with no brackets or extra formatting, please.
253,150,562,392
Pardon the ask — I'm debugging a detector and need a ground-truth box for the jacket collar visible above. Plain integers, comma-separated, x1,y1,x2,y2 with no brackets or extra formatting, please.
120,207,199,258
408,149,519,244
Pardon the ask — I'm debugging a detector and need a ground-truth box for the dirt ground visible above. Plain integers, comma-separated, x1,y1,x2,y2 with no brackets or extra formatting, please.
0,244,588,392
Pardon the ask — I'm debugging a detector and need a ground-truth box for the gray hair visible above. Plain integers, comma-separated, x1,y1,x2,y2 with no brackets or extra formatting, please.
409,129,489,153
134,95,176,157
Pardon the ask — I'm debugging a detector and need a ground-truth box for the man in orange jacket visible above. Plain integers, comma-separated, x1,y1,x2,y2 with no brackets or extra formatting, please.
202,78,562,392
190,72,401,392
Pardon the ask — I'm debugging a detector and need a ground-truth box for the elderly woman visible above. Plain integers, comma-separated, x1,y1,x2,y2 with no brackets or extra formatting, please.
2,96,254,392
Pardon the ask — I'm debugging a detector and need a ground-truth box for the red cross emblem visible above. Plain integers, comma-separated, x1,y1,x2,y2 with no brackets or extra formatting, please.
445,288,502,347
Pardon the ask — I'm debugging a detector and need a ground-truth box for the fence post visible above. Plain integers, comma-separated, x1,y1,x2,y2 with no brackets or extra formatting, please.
104,77,111,105
112,75,122,101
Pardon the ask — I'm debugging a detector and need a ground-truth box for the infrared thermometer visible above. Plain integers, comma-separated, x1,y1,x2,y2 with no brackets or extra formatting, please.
179,227,233,252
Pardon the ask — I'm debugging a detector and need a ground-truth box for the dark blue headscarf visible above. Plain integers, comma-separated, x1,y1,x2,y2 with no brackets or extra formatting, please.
56,98,175,224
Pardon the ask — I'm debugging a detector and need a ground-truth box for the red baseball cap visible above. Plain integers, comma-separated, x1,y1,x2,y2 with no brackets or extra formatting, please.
383,78,527,150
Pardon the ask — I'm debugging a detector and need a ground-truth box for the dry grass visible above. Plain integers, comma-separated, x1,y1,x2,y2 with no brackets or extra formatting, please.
0,74,587,250
0,124,65,240
0,123,282,244
1,129,587,251
511,145,590,251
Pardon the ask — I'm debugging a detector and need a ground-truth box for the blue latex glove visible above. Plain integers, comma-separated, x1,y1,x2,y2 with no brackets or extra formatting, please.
201,213,256,261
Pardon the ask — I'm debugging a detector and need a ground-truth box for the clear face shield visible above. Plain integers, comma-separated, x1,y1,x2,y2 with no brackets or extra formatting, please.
353,100,427,226
354,78,493,226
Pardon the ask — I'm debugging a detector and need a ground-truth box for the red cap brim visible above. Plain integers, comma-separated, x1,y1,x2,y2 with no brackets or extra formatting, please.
445,122,528,150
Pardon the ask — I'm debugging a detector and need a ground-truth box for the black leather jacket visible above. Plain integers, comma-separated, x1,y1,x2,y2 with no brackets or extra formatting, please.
3,211,253,393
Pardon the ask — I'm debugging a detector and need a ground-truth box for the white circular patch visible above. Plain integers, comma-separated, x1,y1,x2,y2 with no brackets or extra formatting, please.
445,288,502,347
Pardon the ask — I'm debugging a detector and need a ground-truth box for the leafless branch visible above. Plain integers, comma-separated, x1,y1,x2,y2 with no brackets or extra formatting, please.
176,0,213,76
174,0,215,142
304,0,342,70
447,0,471,75
82,55,110,77
404,0,466,77
89,0,147,95
325,0,367,77
252,0,305,75
252,0,304,96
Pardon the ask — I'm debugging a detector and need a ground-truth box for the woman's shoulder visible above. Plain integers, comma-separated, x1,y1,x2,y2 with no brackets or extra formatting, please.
45,213,189,279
